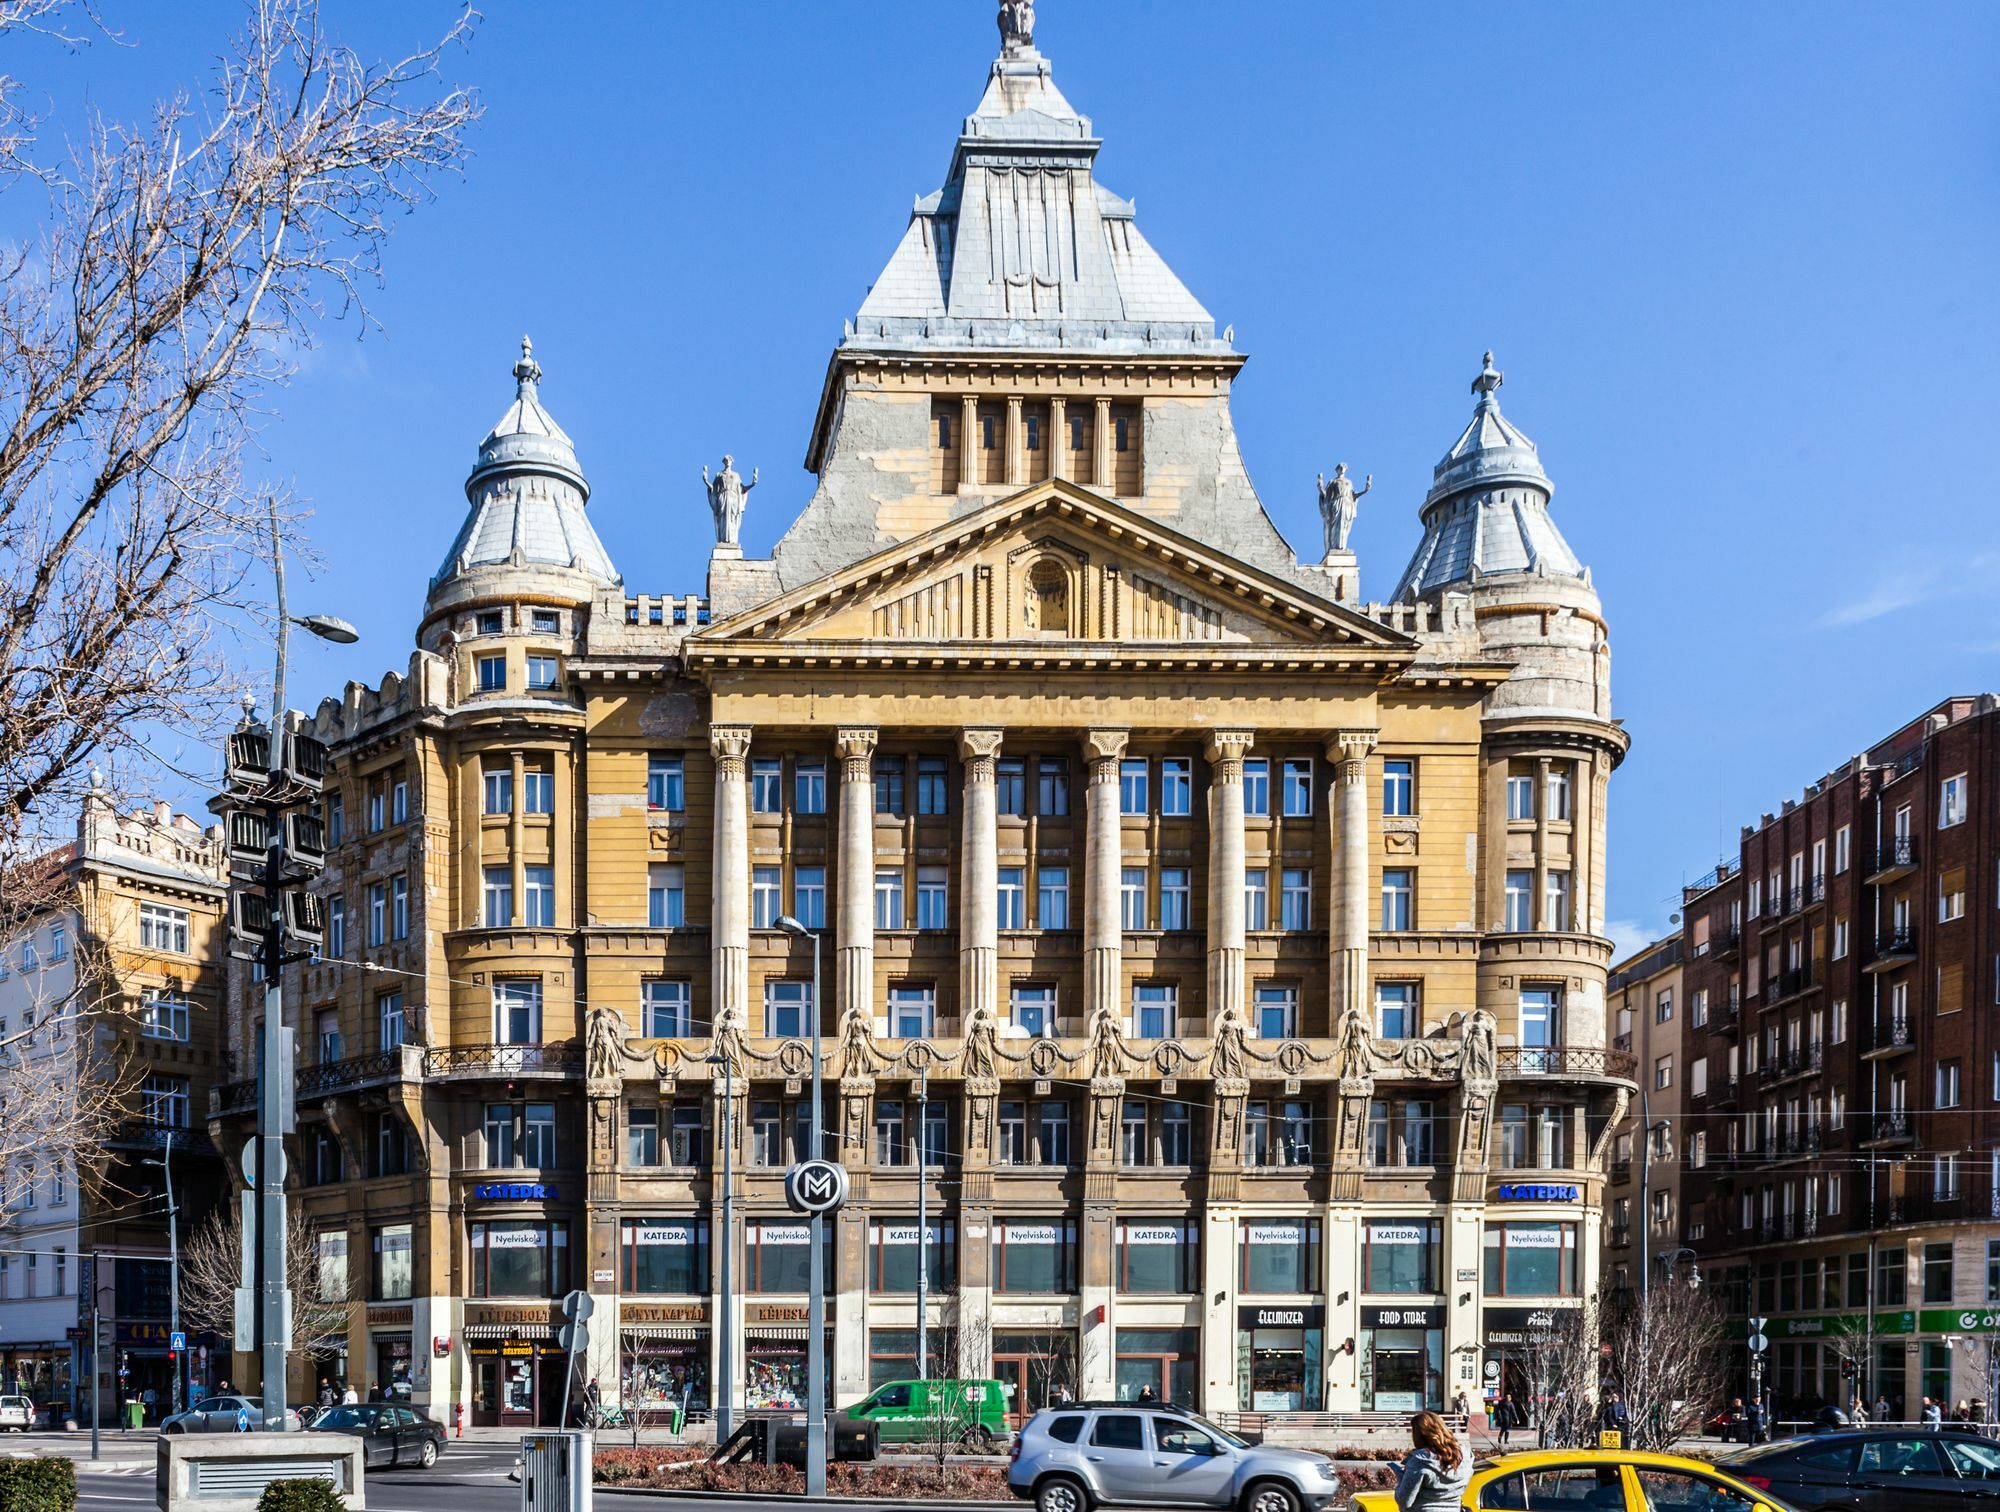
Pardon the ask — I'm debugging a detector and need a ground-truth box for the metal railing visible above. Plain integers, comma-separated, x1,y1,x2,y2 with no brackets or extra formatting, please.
1496,1046,1638,1080
1874,928,1917,957
1868,1112,1912,1142
1867,1015,1914,1052
1868,836,1918,875
297,1045,422,1099
424,1041,584,1077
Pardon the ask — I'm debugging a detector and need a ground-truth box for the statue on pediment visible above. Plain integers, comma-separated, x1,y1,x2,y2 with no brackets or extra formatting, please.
1462,1007,1498,1085
703,454,757,547
586,1005,633,1081
1316,463,1371,559
1085,1004,1130,1080
1336,1003,1375,1080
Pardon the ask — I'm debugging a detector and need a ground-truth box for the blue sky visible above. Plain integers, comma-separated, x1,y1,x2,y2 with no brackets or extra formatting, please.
16,1,1999,948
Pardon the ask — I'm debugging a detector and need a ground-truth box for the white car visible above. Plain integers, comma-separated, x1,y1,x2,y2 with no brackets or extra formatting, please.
0,1395,35,1430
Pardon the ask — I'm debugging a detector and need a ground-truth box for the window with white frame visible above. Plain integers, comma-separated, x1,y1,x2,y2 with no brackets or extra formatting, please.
139,903,190,954
997,867,1025,929
483,866,512,928
1118,759,1148,815
1254,983,1298,1039
1380,869,1413,931
1506,768,1535,821
763,980,812,1038
794,759,826,814
1244,868,1269,930
648,864,685,929
1382,758,1414,817
1941,773,1969,828
523,866,555,927
1282,758,1313,817
751,867,781,928
525,655,559,690
1036,866,1068,929
1831,999,1848,1044
1654,1055,1672,1090
1938,1061,1963,1108
643,981,692,1037
916,866,948,930
749,758,782,814
493,979,541,1044
1545,766,1573,821
1159,868,1191,930
1942,872,1967,922
647,755,685,812
143,1074,190,1128
1690,1058,1708,1097
1935,1153,1961,1200
1376,981,1416,1040
1280,868,1311,931
1011,984,1055,1036
874,869,905,930
1120,868,1147,931
1829,1088,1845,1128
379,992,405,1050
1132,983,1176,1039
1544,871,1572,931
1834,825,1850,873
1160,758,1192,817
483,766,513,815
140,991,189,1042
887,985,934,1039
1242,759,1269,817
522,769,554,815
792,865,826,929
1833,919,1848,959
1504,871,1533,932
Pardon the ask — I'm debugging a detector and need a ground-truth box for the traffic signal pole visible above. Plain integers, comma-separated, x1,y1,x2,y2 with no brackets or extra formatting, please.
255,502,293,1430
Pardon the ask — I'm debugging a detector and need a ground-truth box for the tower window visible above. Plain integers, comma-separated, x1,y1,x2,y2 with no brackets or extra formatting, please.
1070,416,1086,451
983,416,997,449
1026,416,1041,451
1114,417,1129,452
937,414,952,448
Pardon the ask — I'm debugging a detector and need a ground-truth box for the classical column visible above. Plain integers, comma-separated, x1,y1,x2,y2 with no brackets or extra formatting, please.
960,395,979,489
508,749,526,925
1205,732,1253,1029
1092,397,1113,491
1083,730,1130,1024
710,726,753,1034
1004,396,1024,487
1050,396,1068,480
1329,730,1378,1024
836,728,880,1027
959,730,1003,1030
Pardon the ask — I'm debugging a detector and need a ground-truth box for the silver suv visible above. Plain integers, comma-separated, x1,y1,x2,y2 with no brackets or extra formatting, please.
1007,1402,1342,1512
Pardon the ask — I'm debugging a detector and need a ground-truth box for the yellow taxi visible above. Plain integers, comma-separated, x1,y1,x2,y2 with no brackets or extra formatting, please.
1349,1448,1796,1512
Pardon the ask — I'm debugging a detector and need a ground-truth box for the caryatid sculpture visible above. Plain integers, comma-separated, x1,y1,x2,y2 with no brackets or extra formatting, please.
703,454,757,547
1316,463,1371,560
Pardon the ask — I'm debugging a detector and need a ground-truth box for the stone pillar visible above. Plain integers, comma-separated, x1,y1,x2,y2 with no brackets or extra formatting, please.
1083,730,1130,1024
1201,1205,1239,1414
710,726,753,1035
1005,395,1024,486
1050,397,1069,480
508,749,526,925
960,395,979,489
1205,732,1253,1030
837,728,879,1028
1329,730,1378,1024
1092,397,1113,491
959,730,1003,1029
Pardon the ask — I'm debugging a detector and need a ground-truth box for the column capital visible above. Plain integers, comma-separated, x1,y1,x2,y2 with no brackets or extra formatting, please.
959,728,1005,764
1084,729,1130,767
1328,728,1379,779
1204,730,1255,779
835,726,879,780
710,725,753,773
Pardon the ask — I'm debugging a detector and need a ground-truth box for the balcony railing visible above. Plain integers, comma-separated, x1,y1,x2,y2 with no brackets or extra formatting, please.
110,1119,217,1158
1712,929,1743,959
424,1041,584,1078
1866,929,1917,971
1610,1160,1633,1186
1865,1111,1912,1144
297,1044,423,1100
1864,1015,1914,1054
1496,1046,1638,1080
1808,874,1828,906
1866,836,1918,880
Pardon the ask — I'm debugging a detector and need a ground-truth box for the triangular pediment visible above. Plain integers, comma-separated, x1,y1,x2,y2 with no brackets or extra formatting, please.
692,479,1416,664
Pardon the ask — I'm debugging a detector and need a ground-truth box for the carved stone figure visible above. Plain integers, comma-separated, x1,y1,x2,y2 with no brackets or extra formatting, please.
586,1005,630,1081
702,454,757,547
1316,463,1372,559
834,1007,878,1080
1209,1000,1250,1082
1085,1005,1129,1080
961,1000,1000,1081
998,0,1035,55
1462,1007,1498,1085
1336,1004,1375,1079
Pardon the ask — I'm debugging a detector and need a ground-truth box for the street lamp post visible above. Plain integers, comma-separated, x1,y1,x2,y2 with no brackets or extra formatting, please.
775,916,825,1498
142,1134,181,1416
706,1052,735,1443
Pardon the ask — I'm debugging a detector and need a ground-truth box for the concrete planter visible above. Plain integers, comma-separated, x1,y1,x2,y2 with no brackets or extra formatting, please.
155,1433,366,1512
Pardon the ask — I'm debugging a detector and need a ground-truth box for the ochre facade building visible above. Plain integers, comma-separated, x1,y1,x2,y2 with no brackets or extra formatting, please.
213,12,1632,1426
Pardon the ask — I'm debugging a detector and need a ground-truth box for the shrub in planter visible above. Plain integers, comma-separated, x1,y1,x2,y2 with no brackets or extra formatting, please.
254,1479,346,1512
0,1459,77,1512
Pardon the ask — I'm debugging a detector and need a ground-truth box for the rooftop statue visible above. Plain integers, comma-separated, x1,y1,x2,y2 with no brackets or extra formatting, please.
703,454,757,547
1316,462,1371,559
999,0,1035,56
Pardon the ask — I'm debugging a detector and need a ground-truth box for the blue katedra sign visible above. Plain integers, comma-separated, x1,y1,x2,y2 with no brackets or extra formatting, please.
474,1183,559,1200
1496,1183,1581,1201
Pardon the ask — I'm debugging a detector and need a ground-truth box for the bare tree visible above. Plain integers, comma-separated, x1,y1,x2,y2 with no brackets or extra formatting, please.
180,1201,351,1355
1600,1280,1730,1451
1519,1302,1604,1449
0,0,479,866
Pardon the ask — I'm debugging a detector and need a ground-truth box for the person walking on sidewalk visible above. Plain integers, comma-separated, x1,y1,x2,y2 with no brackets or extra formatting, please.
1391,1411,1472,1512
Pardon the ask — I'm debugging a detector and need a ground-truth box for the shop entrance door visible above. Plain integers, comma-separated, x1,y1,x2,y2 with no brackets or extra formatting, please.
536,1347,568,1427
499,1351,537,1427
472,1358,502,1427
993,1356,1039,1429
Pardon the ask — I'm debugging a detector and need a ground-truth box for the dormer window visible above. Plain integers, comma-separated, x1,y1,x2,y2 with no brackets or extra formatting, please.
476,610,505,636
531,609,561,634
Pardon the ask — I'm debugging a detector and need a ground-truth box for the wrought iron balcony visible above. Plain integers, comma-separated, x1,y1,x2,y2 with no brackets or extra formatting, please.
297,1044,425,1101
1866,928,1917,971
1863,1015,1914,1057
1862,1111,1913,1146
423,1040,584,1079
1610,1160,1633,1187
109,1119,217,1158
1495,1046,1638,1081
1712,929,1743,960
1808,874,1828,906
210,1078,256,1117
1866,836,1918,883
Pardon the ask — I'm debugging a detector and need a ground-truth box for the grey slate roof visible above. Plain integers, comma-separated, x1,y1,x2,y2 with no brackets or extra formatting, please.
1393,354,1586,600
849,40,1226,357
432,339,619,588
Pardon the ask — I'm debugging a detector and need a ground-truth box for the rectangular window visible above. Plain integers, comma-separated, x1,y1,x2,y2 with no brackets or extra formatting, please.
1254,984,1298,1040
888,985,934,1039
1923,1242,1955,1304
1119,759,1148,816
874,760,905,816
1012,984,1055,1037
1364,1220,1440,1294
372,1223,415,1301
1380,869,1413,931
1941,773,1969,828
378,992,405,1051
1133,983,1177,1040
793,760,826,814
140,991,190,1042
646,755,684,812
367,881,388,946
1519,987,1561,1055
531,608,560,633
328,896,345,957
1482,1222,1581,1296
1038,758,1070,817
141,1074,190,1129
874,869,905,930
745,1221,831,1293
1655,989,1673,1024
916,757,949,815
622,1219,710,1295
1937,1060,1962,1109
648,863,685,929
483,767,513,815
997,867,1026,930
483,866,512,927
749,758,781,814
390,777,408,825
476,654,505,692
763,980,812,1038
138,902,191,954
493,979,541,1043
916,866,948,930
1281,868,1312,931
752,866,781,928
1544,871,1571,931
1942,869,1967,922
522,769,554,814
994,1219,1078,1294
1244,868,1270,930
874,1101,906,1165
1116,1221,1200,1293
326,791,345,845
523,865,554,927
997,758,1026,817
1376,982,1416,1040
628,1108,660,1167
1038,1101,1071,1166
391,875,409,939
470,1221,568,1298
521,1102,556,1165
1120,868,1148,931
1282,758,1314,817
1545,767,1573,821
1037,866,1069,929
1242,759,1270,817
1240,1219,1322,1293
867,1220,956,1294
1382,759,1414,817
1506,770,1535,821
1835,825,1850,873
1654,1055,1673,1090
793,865,826,929
1160,758,1191,817
1159,868,1191,930
525,655,559,690
643,981,692,1037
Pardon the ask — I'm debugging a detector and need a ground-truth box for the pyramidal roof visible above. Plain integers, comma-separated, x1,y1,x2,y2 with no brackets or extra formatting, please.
1393,354,1587,600
849,6,1227,356
431,339,619,591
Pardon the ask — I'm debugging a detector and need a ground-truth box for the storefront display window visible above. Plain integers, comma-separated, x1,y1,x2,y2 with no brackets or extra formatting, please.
1363,1220,1439,1294
745,1222,833,1293
624,1342,708,1416
1361,1308,1444,1411
1482,1222,1579,1296
1113,1327,1197,1406
374,1336,412,1399
371,1224,413,1300
745,1337,829,1409
866,1326,960,1390
867,1220,955,1293
470,1222,569,1297
1115,1220,1200,1293
1236,1306,1324,1411
1239,1220,1320,1293
993,1330,1077,1425
994,1220,1077,1294
622,1219,710,1294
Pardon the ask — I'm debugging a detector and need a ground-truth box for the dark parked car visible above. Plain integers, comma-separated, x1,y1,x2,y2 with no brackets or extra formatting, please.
1719,1428,2000,1509
306,1403,445,1468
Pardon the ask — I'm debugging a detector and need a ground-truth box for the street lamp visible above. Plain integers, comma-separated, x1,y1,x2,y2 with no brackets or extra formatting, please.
773,914,825,1498
705,1051,735,1443
140,1134,182,1417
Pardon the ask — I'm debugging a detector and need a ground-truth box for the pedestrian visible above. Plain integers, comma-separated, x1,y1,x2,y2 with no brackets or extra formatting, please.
1744,1396,1768,1446
217,1379,231,1396
1452,1389,1470,1422
1389,1410,1471,1512
1922,1397,1942,1428
1137,1385,1156,1403
1598,1389,1631,1439
1874,1392,1891,1422
341,1381,358,1406
318,1380,335,1409
1850,1397,1868,1424
1496,1394,1517,1449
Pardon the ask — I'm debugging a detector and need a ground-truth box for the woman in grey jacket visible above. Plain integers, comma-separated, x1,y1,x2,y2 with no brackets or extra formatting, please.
1392,1411,1473,1511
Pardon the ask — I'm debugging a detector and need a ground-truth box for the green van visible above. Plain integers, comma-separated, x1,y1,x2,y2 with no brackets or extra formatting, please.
843,1378,1009,1446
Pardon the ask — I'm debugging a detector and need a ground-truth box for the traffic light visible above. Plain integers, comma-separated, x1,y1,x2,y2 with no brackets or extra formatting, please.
222,712,331,970
1841,1358,1856,1380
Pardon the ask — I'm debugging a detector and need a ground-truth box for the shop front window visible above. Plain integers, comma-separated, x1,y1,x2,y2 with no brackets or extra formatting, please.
371,1224,413,1301
1364,1220,1440,1294
994,1220,1078,1294
1115,1220,1200,1293
1113,1328,1198,1407
621,1219,710,1294
1482,1223,1579,1296
470,1222,568,1298
1240,1220,1321,1293
745,1222,834,1293
1238,1317,1324,1411
866,1220,956,1294
1361,1324,1443,1411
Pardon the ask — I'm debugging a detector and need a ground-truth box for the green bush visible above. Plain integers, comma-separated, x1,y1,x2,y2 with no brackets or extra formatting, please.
0,1458,77,1512
254,1478,345,1512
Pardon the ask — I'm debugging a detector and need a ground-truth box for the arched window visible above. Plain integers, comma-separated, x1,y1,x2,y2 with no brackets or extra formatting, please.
1025,560,1069,635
